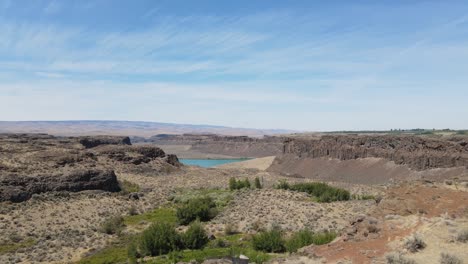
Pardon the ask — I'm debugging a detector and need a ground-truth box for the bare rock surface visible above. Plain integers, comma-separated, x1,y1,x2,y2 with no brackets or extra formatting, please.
0,170,120,202
78,135,131,148
282,135,468,170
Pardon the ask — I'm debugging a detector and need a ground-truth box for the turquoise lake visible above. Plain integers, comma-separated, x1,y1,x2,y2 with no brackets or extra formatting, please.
180,159,250,168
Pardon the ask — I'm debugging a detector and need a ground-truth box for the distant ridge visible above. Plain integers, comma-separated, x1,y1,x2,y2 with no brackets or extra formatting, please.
0,120,294,137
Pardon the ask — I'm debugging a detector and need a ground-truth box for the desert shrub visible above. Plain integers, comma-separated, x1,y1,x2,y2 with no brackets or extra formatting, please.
119,180,140,194
128,205,138,216
176,196,218,225
252,227,285,253
311,231,337,245
100,216,125,235
229,177,237,190
182,221,209,250
440,253,463,264
251,220,264,232
276,181,350,202
386,253,416,264
456,229,468,243
255,177,262,189
404,234,426,253
229,177,251,190
211,238,229,248
224,223,238,235
139,222,181,256
285,229,314,253
275,179,290,190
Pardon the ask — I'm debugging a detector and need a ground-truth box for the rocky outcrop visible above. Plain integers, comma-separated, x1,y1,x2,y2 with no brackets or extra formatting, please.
95,145,167,165
79,136,131,148
0,170,120,202
282,135,468,171
166,154,181,167
0,134,182,202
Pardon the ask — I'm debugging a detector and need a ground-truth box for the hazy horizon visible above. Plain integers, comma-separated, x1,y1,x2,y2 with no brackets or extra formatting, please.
1,1,468,131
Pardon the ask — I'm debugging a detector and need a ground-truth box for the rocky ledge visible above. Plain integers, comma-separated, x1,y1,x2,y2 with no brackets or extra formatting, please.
283,135,468,170
0,170,120,202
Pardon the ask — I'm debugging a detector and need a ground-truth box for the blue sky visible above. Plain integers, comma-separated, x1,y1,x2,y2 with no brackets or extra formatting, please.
0,0,467,131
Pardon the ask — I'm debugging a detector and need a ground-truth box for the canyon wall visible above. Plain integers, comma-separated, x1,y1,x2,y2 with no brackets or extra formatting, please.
282,135,468,170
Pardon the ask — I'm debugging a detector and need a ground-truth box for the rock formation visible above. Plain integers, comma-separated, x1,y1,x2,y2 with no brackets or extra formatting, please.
79,136,131,148
0,134,181,202
282,135,468,170
0,170,120,202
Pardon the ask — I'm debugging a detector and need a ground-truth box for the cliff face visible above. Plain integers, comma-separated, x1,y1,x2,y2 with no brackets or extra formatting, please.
139,134,285,158
282,135,468,171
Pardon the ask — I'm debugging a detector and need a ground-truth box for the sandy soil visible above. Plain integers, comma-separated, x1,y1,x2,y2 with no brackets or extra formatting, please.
215,156,276,170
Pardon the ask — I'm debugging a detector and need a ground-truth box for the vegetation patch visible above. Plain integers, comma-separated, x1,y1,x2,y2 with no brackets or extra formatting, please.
182,221,209,250
385,252,416,264
254,227,337,254
119,180,140,194
140,222,182,257
79,235,136,264
172,188,232,208
252,227,285,253
229,177,251,190
455,229,468,243
440,253,463,264
80,245,128,264
275,180,350,202
124,208,176,226
0,239,36,255
404,234,426,253
176,196,218,225
100,216,125,235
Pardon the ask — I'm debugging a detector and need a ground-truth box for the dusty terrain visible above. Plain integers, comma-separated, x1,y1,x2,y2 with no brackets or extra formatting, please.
1,133,468,264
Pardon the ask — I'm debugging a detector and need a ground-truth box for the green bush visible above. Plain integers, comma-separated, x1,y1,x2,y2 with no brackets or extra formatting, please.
252,227,285,253
229,177,237,191
255,177,262,189
182,221,209,250
276,181,350,202
285,229,336,253
229,177,251,190
311,231,337,245
285,229,314,253
176,196,218,225
139,222,181,256
100,216,125,235
275,179,290,190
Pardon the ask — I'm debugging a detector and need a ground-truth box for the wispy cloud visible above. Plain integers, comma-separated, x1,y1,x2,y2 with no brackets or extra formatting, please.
0,2,467,130
43,0,61,15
